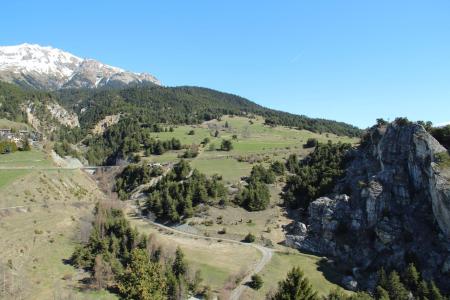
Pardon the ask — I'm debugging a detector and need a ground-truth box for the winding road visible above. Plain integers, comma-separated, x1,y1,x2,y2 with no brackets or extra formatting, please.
128,204,274,300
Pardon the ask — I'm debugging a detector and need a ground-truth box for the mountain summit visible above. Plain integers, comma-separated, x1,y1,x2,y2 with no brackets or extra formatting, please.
0,43,160,89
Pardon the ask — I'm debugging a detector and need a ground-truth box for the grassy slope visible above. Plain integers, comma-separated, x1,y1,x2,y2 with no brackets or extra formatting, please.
0,116,358,298
0,149,53,189
127,216,261,294
242,252,349,299
0,150,116,300
137,116,358,296
144,115,359,184
0,118,31,131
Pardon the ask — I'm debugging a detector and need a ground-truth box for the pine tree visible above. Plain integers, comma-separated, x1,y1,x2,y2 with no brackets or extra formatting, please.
117,249,167,300
325,288,347,300
429,281,443,300
402,263,419,292
417,280,429,300
377,267,388,290
173,247,187,278
271,266,319,300
387,271,409,300
375,286,390,300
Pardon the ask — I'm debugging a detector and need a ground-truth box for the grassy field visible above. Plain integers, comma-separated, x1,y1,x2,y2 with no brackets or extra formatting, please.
0,148,53,168
141,115,359,184
241,252,349,299
0,169,30,189
187,184,290,245
127,216,261,295
0,149,56,189
0,149,117,300
191,157,253,184
0,116,360,299
0,118,30,131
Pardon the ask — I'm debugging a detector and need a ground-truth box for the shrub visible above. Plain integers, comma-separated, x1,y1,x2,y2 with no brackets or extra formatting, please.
243,233,255,243
435,152,450,168
303,138,318,148
249,274,263,290
220,139,233,151
270,161,285,175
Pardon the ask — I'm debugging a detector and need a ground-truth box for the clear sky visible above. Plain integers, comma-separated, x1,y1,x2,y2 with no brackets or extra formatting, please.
1,1,450,128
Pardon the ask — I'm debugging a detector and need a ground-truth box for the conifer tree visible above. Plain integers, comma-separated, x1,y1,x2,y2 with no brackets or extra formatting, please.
387,271,409,300
117,249,167,300
429,281,444,300
402,263,419,292
173,247,187,278
271,266,319,300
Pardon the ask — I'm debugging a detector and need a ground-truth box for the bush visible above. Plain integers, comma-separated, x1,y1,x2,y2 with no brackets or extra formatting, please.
303,138,318,148
431,125,450,149
181,146,199,158
270,161,285,175
395,117,410,126
249,164,275,184
243,233,255,243
249,274,263,290
220,139,233,151
435,152,450,168
0,141,18,154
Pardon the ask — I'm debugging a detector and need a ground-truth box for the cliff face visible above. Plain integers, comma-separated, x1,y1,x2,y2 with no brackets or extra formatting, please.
286,122,450,291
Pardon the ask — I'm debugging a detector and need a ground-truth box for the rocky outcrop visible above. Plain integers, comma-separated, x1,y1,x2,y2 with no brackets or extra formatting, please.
286,121,450,291
92,114,121,135
46,102,79,128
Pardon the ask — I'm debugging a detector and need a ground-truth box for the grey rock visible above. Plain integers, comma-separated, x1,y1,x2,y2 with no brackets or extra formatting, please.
342,276,358,291
287,121,450,291
442,256,450,273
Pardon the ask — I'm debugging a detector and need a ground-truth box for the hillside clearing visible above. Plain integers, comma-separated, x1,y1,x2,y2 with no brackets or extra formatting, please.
241,252,350,299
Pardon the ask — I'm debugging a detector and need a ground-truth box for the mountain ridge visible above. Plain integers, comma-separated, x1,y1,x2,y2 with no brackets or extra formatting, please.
0,43,160,89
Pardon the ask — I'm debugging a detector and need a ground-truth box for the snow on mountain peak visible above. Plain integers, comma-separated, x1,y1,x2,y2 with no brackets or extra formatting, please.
0,43,160,89
0,43,82,77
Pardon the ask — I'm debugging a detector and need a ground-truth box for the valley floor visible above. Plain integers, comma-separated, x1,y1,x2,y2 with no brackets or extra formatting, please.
0,116,357,299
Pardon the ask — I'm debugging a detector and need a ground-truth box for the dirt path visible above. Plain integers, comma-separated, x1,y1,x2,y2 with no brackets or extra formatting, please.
128,204,274,300
229,244,273,300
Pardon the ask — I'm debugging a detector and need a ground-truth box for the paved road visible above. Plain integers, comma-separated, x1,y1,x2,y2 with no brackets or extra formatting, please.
129,204,274,300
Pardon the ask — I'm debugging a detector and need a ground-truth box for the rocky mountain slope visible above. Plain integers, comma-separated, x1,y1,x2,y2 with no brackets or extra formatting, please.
287,121,450,291
0,43,160,89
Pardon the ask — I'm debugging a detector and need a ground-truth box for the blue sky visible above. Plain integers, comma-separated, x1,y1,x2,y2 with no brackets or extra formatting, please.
2,1,450,128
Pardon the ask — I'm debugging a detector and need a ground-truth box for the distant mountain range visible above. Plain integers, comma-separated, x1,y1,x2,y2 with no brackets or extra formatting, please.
0,43,160,89
0,43,362,139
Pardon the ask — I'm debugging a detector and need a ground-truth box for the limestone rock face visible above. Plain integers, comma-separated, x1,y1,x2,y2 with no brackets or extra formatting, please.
289,122,450,291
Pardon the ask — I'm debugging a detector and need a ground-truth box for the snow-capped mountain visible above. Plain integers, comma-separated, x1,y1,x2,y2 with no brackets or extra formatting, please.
0,43,160,89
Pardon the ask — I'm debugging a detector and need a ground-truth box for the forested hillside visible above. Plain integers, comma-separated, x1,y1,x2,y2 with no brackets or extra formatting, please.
55,85,362,137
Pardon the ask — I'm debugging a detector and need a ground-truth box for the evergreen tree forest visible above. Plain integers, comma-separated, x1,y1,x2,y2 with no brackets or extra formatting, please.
145,160,227,222
284,142,352,210
234,164,276,211
71,201,207,300
115,163,164,199
0,82,361,139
